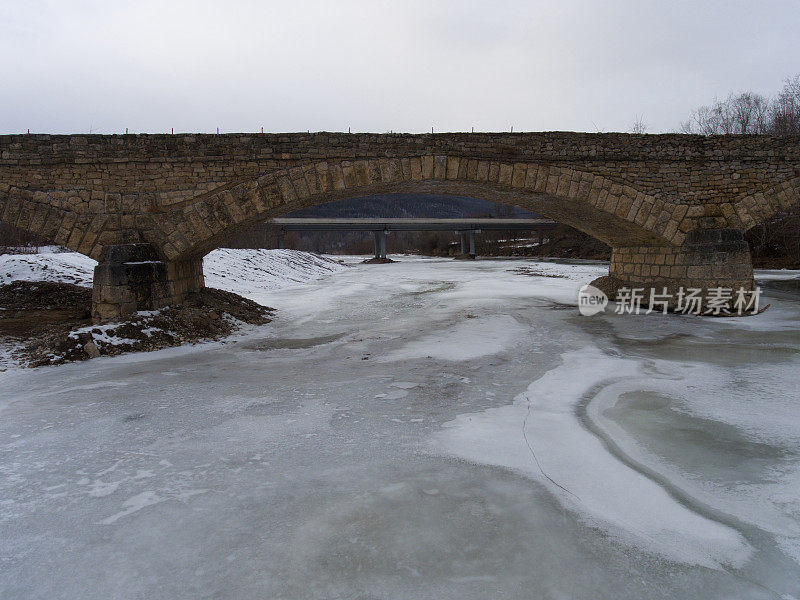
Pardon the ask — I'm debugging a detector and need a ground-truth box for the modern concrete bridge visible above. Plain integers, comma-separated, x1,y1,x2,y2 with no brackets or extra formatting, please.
271,218,556,259
1,132,798,321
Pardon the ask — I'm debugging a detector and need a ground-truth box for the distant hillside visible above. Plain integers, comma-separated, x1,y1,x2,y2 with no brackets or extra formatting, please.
287,193,532,219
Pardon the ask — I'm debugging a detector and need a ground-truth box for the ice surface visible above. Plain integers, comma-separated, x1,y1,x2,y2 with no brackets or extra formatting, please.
1,254,799,599
382,314,524,361
431,347,753,569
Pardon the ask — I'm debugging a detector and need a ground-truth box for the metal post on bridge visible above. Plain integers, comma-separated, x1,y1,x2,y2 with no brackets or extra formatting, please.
460,232,468,255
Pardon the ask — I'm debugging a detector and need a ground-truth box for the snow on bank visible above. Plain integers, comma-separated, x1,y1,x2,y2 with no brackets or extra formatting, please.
430,347,753,569
0,249,346,368
0,248,95,286
0,248,347,298
202,249,347,297
754,269,800,282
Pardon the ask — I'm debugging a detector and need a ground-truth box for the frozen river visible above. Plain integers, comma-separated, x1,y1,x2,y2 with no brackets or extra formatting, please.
2,256,800,599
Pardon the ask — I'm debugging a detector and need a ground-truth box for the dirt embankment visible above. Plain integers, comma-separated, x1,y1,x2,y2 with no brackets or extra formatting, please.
0,281,92,337
0,281,274,367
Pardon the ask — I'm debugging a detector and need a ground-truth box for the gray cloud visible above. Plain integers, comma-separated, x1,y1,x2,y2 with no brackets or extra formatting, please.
2,0,798,134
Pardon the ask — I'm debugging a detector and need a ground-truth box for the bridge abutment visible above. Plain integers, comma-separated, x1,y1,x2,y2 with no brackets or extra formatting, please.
600,229,754,309
91,244,204,323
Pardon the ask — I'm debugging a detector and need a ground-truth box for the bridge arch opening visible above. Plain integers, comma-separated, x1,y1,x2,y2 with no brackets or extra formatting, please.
736,176,800,267
148,157,674,264
221,192,589,259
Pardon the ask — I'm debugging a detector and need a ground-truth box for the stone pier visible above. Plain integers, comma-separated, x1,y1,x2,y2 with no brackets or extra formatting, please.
598,229,754,305
92,244,204,322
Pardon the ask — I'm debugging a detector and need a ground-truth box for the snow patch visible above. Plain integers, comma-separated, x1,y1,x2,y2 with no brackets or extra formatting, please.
68,322,144,347
0,248,95,286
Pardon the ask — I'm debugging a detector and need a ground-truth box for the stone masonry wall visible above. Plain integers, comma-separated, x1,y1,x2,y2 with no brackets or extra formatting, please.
2,132,799,208
609,229,754,299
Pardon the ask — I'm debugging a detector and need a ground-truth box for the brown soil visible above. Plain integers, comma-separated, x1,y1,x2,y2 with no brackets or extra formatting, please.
0,281,92,337
535,233,612,260
507,266,568,278
0,281,274,367
361,257,395,264
752,256,800,270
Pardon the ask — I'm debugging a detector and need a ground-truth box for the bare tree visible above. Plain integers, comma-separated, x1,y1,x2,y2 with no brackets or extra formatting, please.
732,92,770,133
681,91,770,134
770,75,800,134
680,75,800,268
631,114,647,134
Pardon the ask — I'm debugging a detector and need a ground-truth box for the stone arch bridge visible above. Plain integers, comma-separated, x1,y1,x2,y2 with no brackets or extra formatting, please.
1,132,798,321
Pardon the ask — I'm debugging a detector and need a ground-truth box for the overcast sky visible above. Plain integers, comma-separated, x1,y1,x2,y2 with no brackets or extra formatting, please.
2,0,798,135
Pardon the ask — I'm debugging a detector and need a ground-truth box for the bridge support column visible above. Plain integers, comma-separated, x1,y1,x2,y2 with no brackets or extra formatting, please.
372,230,387,259
456,231,477,259
595,229,754,310
91,244,204,323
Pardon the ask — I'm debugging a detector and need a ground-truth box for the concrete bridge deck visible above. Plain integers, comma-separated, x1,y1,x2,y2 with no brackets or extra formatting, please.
271,218,557,259
270,218,555,231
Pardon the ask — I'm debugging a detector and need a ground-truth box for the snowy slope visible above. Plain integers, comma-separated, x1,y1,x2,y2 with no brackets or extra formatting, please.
203,249,347,295
0,248,96,286
0,248,347,295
